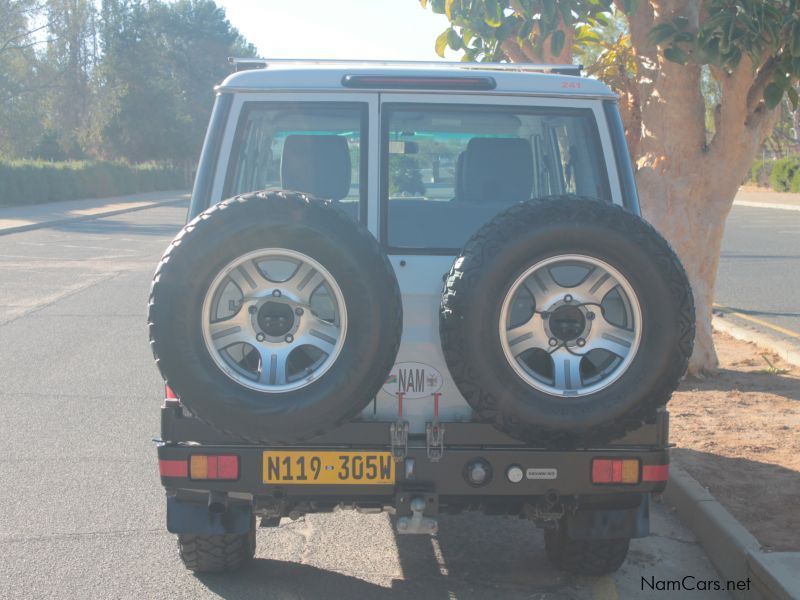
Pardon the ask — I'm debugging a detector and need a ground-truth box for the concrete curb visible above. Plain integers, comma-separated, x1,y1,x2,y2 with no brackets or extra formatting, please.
733,200,800,212
0,195,189,236
713,315,800,369
664,466,800,599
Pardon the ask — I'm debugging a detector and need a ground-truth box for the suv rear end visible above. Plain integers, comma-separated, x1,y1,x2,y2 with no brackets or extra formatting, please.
151,59,691,576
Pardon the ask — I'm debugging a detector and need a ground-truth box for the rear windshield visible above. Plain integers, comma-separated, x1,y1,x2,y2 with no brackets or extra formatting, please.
383,105,610,251
224,102,366,222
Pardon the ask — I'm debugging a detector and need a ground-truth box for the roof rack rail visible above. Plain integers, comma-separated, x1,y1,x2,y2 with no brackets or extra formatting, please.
227,57,582,76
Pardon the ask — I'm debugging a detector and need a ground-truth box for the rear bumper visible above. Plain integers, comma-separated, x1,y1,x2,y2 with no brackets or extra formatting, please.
158,443,669,500
157,402,668,536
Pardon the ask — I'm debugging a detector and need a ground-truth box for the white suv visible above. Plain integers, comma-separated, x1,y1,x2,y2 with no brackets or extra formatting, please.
149,59,694,577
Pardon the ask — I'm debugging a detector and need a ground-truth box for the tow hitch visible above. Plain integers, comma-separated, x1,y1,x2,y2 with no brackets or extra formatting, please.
395,492,438,535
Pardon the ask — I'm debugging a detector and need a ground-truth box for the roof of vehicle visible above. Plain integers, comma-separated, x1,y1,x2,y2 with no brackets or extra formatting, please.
217,59,617,99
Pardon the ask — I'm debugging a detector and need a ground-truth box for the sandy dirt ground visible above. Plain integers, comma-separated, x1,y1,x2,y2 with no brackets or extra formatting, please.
669,330,800,551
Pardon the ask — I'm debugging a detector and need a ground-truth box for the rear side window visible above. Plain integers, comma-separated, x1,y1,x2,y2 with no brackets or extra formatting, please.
224,103,366,222
383,104,610,251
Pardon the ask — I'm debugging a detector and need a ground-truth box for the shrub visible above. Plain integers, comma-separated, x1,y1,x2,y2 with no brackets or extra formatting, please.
749,159,774,187
0,160,186,206
767,156,800,191
790,168,800,193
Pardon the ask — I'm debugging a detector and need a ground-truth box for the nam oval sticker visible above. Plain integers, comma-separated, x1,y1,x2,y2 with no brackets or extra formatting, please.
383,362,443,399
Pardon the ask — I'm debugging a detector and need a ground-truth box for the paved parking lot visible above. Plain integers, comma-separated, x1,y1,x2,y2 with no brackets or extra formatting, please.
717,200,800,341
0,203,728,599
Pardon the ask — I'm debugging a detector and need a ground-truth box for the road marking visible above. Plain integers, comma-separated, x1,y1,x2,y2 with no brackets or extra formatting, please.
591,576,619,600
733,200,800,212
713,303,800,340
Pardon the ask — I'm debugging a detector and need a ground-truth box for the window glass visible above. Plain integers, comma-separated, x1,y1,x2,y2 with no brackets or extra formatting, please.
385,106,609,249
225,103,364,222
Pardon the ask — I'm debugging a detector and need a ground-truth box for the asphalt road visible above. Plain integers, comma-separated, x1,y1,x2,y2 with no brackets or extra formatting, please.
717,202,800,339
0,203,727,599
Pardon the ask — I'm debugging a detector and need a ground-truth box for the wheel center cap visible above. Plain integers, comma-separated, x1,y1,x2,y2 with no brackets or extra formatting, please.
549,305,586,341
257,301,295,337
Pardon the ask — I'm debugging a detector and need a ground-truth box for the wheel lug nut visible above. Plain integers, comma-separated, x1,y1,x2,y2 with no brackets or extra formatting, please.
272,289,281,297
577,338,586,347
564,294,573,303
541,311,550,320
285,334,294,343
256,333,266,342
248,305,257,314
295,308,304,316
586,312,595,320
549,337,559,347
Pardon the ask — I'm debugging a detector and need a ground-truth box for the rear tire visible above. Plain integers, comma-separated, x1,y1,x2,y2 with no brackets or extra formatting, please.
440,196,694,446
178,516,256,573
544,526,630,576
149,190,402,443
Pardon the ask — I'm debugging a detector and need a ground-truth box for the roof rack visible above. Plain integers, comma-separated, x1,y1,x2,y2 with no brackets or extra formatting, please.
227,57,582,76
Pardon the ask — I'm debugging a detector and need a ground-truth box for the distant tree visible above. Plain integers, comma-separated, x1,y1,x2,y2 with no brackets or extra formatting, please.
91,0,255,164
390,155,427,196
421,0,800,374
0,0,48,156
41,0,97,157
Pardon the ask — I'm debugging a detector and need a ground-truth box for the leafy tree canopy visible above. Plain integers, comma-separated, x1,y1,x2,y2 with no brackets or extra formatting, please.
423,0,800,109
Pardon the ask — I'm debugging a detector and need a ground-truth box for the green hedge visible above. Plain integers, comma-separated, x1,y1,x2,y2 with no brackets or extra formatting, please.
749,159,774,188
0,160,186,206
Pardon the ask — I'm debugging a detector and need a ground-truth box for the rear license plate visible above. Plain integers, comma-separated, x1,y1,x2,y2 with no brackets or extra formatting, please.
262,451,395,485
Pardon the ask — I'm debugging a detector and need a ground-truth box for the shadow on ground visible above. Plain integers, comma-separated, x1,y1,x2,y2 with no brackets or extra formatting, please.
672,448,800,552
682,366,800,401
54,219,184,237
198,514,575,600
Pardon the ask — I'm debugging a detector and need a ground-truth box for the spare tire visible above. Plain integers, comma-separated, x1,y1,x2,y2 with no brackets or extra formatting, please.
440,196,694,446
149,190,402,443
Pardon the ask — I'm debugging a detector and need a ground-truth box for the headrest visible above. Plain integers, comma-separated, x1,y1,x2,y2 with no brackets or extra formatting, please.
281,135,351,200
454,151,466,201
461,138,533,203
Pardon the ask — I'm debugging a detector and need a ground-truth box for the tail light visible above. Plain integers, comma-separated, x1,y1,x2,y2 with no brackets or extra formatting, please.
591,458,640,484
642,464,669,482
159,459,188,478
189,455,239,481
165,384,178,399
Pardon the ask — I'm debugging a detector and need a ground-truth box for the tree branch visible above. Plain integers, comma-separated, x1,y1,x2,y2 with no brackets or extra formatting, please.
0,22,50,54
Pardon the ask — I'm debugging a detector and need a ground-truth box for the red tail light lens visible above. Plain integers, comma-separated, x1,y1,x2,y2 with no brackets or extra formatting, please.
189,455,239,481
165,384,178,399
642,464,669,482
591,458,640,484
159,459,188,478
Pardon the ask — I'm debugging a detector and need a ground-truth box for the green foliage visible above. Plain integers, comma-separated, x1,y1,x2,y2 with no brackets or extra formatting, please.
767,156,800,191
389,155,426,196
0,160,185,206
749,159,774,187
420,0,800,110
0,0,255,166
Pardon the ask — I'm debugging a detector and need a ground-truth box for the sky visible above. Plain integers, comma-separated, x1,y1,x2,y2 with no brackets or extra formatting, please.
216,0,458,61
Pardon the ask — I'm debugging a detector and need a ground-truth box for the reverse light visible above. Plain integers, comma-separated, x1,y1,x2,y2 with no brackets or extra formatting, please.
189,455,239,481
591,458,640,484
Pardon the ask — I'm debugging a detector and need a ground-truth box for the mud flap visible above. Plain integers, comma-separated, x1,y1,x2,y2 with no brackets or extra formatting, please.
166,496,252,535
564,494,650,540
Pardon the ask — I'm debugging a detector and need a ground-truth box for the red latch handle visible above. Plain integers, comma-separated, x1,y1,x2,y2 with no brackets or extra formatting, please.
432,392,442,419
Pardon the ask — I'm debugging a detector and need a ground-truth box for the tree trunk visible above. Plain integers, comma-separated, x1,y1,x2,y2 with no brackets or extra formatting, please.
636,173,733,375
623,1,781,375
